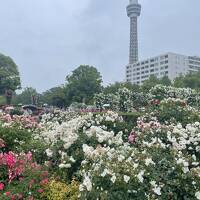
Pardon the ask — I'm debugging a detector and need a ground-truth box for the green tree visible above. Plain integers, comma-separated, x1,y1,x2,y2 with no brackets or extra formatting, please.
141,75,160,92
159,75,171,86
174,71,200,90
104,82,140,94
65,65,102,105
41,86,66,108
173,74,185,88
0,53,21,104
13,87,38,105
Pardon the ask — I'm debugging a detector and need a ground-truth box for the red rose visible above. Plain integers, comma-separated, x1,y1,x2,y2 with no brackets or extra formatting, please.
11,195,17,200
5,191,11,196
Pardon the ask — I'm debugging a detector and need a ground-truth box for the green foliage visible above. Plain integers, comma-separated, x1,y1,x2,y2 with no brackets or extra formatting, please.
0,95,6,105
174,70,200,90
95,88,151,112
44,179,79,200
120,112,142,127
0,124,47,163
104,82,140,94
0,53,21,95
0,153,49,200
65,65,102,105
159,75,171,86
141,75,160,92
148,98,200,126
142,75,172,92
12,87,38,105
41,86,66,108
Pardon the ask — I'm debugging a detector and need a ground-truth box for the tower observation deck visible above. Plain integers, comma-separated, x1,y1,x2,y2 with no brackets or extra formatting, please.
127,0,141,64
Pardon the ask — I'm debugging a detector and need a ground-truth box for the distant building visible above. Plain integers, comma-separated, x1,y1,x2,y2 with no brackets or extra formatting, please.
126,53,200,85
125,1,200,84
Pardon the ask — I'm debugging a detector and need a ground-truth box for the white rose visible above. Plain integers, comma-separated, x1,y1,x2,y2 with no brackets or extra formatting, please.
124,175,130,183
195,191,200,200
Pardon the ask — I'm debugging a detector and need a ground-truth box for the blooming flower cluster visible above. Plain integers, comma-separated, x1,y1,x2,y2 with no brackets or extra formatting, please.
95,88,152,112
37,111,126,173
0,151,49,199
0,113,41,130
1,84,200,199
150,84,200,106
79,116,200,199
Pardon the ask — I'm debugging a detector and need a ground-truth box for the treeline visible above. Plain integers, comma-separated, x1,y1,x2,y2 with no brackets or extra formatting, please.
13,65,102,107
1,52,200,107
13,69,200,108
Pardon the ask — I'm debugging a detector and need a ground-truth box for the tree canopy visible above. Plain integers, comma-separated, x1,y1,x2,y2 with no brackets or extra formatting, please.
141,75,172,92
0,53,21,94
174,71,200,90
41,86,66,108
103,82,140,94
65,65,102,105
13,87,38,105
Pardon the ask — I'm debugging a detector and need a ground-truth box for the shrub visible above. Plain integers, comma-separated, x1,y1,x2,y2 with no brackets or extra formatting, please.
38,111,129,181
147,98,200,126
44,179,79,200
79,120,200,200
0,151,49,200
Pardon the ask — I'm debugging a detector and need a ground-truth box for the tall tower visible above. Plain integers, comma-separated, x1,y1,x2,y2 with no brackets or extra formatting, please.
127,0,141,64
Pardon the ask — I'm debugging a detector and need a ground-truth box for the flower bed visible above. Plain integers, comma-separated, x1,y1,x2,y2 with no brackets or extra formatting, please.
0,85,200,199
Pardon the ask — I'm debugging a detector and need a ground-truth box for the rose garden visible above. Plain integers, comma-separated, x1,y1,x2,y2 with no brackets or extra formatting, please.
0,84,200,199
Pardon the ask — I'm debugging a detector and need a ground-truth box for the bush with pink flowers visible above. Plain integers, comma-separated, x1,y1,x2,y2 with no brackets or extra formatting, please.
0,151,49,200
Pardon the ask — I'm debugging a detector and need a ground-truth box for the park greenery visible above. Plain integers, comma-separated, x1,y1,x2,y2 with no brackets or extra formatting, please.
1,53,200,199
0,54,21,105
1,52,200,107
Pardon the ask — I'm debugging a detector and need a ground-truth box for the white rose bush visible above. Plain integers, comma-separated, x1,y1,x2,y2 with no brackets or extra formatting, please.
37,85,200,199
78,119,200,199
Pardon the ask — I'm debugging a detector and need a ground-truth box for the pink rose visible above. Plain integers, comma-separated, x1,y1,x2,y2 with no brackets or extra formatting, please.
128,132,136,144
0,183,5,190
37,188,44,193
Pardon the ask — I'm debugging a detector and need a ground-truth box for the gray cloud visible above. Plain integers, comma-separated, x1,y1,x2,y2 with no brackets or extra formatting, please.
0,0,199,92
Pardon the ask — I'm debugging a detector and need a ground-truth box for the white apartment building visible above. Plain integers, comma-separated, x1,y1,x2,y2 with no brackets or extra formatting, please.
126,52,200,85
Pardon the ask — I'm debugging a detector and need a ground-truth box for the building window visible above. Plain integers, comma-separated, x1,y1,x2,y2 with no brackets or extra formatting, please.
160,61,165,65
160,55,165,60
154,63,158,66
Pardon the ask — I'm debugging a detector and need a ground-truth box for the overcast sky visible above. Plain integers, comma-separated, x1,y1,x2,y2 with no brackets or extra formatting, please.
0,0,200,92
